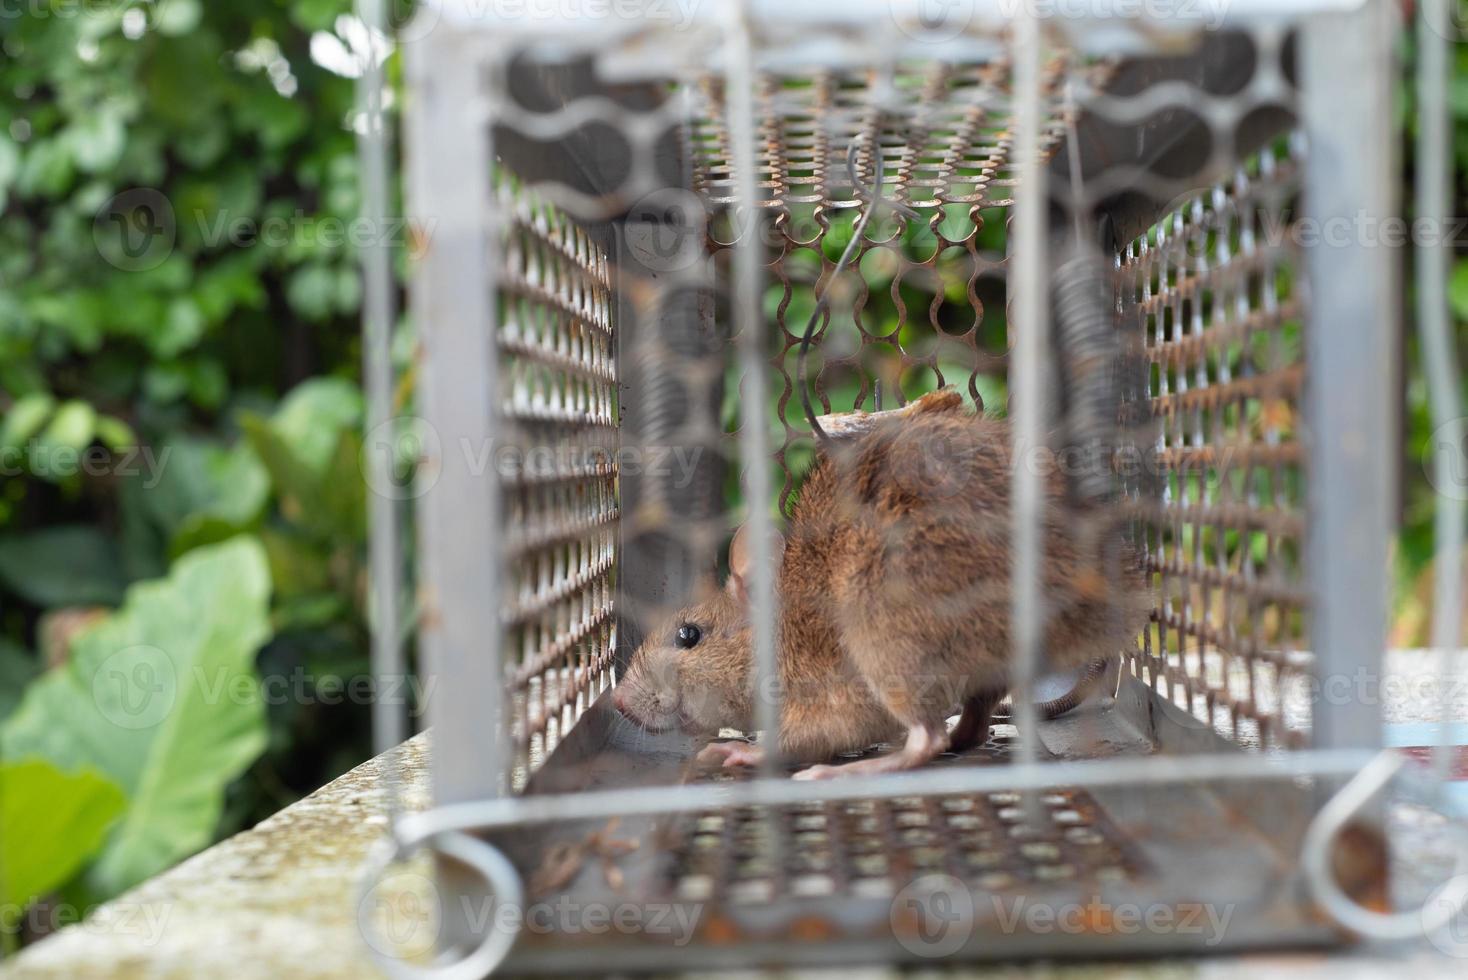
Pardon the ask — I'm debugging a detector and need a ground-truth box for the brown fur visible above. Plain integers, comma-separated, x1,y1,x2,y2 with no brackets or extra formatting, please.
615,390,1150,773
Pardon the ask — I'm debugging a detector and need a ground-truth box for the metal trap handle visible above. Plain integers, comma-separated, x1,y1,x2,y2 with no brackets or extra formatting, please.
1302,751,1468,942
359,831,525,980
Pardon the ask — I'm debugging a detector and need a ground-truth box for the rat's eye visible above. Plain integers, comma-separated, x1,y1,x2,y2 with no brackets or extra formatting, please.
674,624,702,649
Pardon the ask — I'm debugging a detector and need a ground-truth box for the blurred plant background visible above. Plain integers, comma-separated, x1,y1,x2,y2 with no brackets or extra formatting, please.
0,0,1464,954
0,0,393,948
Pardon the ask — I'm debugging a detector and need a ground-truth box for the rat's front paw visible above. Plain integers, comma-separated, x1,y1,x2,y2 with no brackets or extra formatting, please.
696,741,764,769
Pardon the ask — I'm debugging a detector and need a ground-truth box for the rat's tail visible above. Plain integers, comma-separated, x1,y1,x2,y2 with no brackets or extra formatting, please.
995,655,1115,721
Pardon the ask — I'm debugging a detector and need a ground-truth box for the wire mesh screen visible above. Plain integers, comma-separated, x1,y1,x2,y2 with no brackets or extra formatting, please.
666,782,1147,905
496,180,620,783
1117,140,1311,750
691,56,1117,512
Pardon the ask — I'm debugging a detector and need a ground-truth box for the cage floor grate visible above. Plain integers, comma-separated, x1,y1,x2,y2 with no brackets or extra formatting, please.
663,732,1150,904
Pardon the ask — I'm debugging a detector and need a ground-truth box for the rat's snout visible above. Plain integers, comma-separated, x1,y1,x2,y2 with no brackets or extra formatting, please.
612,648,686,732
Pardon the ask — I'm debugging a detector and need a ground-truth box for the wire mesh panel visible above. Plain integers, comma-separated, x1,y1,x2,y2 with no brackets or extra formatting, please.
665,738,1147,905
691,55,1117,511
496,181,620,782
1117,141,1312,750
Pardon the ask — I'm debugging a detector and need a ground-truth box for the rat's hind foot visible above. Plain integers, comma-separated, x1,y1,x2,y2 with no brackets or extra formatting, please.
792,724,947,781
696,740,764,769
947,687,1005,753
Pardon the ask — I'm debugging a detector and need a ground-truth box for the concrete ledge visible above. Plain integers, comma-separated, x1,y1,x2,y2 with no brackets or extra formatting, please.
3,737,431,980
5,651,1468,978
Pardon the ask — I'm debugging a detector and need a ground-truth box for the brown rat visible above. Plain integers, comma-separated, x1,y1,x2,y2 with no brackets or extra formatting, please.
613,389,1150,779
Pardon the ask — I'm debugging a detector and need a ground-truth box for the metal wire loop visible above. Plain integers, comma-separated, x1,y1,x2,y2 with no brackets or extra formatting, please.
358,830,526,980
1302,751,1468,941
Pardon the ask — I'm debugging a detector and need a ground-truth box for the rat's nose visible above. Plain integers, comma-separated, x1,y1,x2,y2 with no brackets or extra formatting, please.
612,687,627,713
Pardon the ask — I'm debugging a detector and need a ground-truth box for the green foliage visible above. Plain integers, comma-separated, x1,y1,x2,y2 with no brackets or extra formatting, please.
0,759,126,934
0,639,39,725
0,0,366,468
3,537,273,897
0,6,387,928
1451,259,1468,322
0,525,127,607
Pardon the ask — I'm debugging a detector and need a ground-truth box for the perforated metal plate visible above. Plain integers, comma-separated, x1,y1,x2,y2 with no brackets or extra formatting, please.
666,746,1148,905
496,182,621,782
1117,140,1312,750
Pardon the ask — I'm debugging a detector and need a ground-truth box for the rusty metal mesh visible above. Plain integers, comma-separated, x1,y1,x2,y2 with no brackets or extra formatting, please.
691,56,1116,511
1117,139,1311,750
665,734,1147,903
496,180,621,783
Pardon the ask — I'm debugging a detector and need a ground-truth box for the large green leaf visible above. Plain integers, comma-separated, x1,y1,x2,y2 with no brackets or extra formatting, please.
0,639,38,724
0,759,126,927
241,418,364,542
136,437,270,553
0,525,128,607
1,537,273,897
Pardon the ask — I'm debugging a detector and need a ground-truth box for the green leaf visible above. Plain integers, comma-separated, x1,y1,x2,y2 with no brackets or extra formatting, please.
0,639,38,725
1,537,273,897
240,413,328,529
0,134,18,210
136,438,270,547
0,135,17,188
270,377,364,472
27,398,100,482
17,137,74,197
0,392,55,449
0,760,126,925
319,428,367,537
67,110,127,174
0,525,127,607
95,415,138,452
285,263,338,320
153,296,206,358
1450,260,1468,322
152,0,202,35
336,266,362,312
40,399,97,451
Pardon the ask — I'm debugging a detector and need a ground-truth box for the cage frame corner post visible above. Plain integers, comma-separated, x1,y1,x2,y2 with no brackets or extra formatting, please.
403,23,509,806
1298,0,1399,755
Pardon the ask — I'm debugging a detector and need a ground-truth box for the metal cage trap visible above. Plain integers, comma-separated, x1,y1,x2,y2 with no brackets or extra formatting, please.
355,0,1468,974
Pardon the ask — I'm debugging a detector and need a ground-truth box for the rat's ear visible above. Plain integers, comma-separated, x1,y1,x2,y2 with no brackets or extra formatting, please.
727,523,786,604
